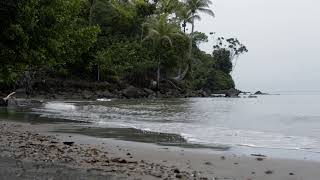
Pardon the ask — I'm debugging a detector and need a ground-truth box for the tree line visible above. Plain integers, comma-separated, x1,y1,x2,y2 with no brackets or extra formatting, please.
0,0,247,93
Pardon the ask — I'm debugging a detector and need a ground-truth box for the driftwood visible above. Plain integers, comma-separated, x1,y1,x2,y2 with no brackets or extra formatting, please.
165,79,182,91
0,92,16,106
171,65,189,81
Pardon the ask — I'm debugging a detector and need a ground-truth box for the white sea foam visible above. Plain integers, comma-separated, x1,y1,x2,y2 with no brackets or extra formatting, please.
97,98,112,102
44,102,76,111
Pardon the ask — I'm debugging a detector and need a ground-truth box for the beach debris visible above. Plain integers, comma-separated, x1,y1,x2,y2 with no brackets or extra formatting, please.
289,172,295,175
256,157,265,161
251,154,266,157
199,177,208,180
111,157,128,163
173,168,180,173
204,161,213,165
63,142,74,146
265,170,273,174
220,156,226,160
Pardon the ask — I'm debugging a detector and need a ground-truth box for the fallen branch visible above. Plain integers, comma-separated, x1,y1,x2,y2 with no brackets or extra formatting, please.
1,92,16,106
3,92,16,101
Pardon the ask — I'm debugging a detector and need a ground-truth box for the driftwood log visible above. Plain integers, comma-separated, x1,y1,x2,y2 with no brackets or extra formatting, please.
0,92,16,106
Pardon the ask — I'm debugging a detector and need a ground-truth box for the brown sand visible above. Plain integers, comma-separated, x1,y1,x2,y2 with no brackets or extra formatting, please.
1,120,320,180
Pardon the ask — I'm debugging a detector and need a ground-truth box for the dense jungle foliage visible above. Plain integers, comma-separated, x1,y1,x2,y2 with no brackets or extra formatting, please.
0,0,247,93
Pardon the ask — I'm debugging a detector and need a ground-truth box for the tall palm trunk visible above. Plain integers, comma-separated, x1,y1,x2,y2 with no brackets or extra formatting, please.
188,14,195,75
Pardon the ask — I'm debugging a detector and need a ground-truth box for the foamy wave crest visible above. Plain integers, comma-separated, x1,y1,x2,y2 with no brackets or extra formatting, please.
44,102,77,111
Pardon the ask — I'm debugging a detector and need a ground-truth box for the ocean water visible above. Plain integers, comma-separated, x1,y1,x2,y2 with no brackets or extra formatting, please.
2,94,320,160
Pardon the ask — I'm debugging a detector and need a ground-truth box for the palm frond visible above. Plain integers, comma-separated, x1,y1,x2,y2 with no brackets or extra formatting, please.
198,7,215,17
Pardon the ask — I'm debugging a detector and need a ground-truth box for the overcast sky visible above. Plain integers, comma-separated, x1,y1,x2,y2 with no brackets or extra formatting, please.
196,0,320,92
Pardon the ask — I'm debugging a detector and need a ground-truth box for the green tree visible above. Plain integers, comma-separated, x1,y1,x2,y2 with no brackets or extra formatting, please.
143,15,182,89
213,37,248,72
0,0,100,87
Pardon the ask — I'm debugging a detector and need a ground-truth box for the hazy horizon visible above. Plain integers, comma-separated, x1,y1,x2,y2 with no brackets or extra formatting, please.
195,0,320,92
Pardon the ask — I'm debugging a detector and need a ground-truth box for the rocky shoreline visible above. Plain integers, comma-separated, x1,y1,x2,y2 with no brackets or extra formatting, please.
0,122,206,180
0,79,242,101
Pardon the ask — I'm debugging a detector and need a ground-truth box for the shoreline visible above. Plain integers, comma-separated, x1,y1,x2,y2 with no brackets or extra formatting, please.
1,120,320,179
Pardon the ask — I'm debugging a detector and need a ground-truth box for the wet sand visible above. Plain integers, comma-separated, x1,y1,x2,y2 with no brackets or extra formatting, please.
1,121,320,180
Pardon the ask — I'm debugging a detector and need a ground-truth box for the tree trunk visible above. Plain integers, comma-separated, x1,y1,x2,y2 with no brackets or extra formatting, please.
24,68,33,96
140,27,144,43
189,17,195,55
89,0,96,25
157,57,161,89
97,63,100,81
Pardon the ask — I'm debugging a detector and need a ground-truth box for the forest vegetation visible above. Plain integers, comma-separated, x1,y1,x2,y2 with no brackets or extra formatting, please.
0,0,248,96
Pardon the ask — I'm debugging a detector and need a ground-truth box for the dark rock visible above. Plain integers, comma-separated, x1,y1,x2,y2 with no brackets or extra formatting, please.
197,90,209,97
225,88,241,97
254,91,268,95
122,86,146,99
254,91,263,95
289,172,295,175
143,88,155,95
0,98,8,106
82,90,93,99
8,99,43,107
213,88,241,97
96,90,115,98
102,90,115,98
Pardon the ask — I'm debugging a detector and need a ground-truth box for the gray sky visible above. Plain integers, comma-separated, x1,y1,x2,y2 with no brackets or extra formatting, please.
196,0,320,92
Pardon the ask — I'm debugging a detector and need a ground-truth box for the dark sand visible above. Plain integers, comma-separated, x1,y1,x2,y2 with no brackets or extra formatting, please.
1,121,320,180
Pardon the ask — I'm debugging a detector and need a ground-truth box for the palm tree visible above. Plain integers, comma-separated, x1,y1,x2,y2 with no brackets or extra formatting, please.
143,15,182,89
176,5,200,33
185,0,214,75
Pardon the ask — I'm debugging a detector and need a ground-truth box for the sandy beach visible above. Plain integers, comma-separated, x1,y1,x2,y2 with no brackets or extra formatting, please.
1,120,320,180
